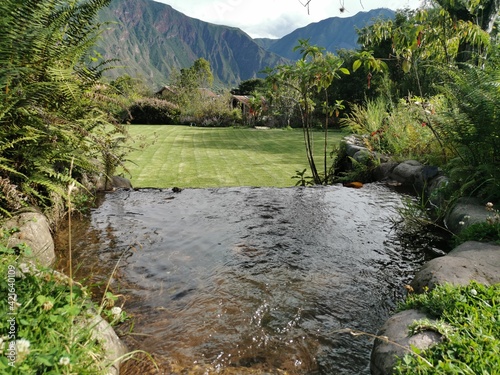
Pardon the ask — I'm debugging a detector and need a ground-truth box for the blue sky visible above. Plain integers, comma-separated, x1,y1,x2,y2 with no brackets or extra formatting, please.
155,0,424,38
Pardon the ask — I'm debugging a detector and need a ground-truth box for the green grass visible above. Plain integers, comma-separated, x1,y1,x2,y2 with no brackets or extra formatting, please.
121,125,347,188
394,282,500,374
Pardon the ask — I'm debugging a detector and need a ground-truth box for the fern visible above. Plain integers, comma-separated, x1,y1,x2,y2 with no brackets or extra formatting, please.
0,0,127,217
434,64,500,201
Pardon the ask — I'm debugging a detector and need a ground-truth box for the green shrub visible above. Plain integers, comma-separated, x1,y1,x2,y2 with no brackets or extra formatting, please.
435,65,500,202
0,249,108,373
0,0,129,217
128,98,180,125
341,96,444,162
395,282,500,374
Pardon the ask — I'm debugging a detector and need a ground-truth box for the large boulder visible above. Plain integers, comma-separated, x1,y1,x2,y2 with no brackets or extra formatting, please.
410,241,500,293
389,160,424,186
96,175,133,191
372,241,500,374
370,309,443,375
3,211,55,267
445,198,491,234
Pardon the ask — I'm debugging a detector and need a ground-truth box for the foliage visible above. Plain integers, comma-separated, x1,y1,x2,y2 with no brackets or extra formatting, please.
231,79,266,96
266,40,349,184
291,169,314,186
168,58,214,108
0,243,109,374
341,95,444,161
193,93,242,127
394,282,500,374
328,49,389,112
455,221,500,245
433,64,500,201
0,0,129,217
165,58,240,126
128,98,180,125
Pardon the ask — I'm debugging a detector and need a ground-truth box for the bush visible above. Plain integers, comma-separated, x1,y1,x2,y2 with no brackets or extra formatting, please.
0,245,108,373
128,98,180,125
180,93,242,127
341,96,444,162
434,65,500,202
0,0,130,218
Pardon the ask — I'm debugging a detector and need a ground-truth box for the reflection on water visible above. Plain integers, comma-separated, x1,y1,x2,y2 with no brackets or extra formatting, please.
55,184,427,374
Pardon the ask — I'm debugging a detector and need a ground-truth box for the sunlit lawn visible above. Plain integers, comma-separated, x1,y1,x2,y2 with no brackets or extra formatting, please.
121,125,347,188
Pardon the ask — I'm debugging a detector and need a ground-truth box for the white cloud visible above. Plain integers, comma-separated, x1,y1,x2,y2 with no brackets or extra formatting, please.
154,0,423,38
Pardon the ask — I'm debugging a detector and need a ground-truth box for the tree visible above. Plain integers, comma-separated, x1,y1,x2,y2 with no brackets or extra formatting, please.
231,78,265,96
267,40,349,184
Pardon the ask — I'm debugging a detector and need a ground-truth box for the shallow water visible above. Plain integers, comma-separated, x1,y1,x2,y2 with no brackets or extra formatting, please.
55,184,428,374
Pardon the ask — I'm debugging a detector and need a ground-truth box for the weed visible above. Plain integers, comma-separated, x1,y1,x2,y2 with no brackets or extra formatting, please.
291,168,314,186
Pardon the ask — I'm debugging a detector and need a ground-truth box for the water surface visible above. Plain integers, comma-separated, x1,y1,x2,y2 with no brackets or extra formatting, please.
56,184,426,374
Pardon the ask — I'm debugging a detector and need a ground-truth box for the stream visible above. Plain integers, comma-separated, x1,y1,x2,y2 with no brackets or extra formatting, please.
55,184,434,374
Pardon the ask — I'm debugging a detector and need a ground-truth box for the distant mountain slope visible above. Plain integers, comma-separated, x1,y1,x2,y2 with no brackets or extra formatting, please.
265,9,395,60
96,0,289,88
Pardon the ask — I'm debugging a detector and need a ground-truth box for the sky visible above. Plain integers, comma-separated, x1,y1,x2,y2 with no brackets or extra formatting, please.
154,0,424,39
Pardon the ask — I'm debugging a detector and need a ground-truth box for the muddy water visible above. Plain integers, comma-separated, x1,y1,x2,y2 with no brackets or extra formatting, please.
55,184,426,374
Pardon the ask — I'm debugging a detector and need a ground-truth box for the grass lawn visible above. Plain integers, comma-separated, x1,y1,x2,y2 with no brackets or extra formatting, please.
120,125,347,188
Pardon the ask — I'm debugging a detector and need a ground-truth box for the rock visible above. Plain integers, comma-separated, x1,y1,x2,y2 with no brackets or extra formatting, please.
346,144,367,158
110,176,133,189
426,175,449,207
353,149,375,164
390,160,424,187
96,176,133,191
86,311,128,375
445,198,490,233
410,241,500,293
3,211,55,267
373,161,399,181
370,309,443,375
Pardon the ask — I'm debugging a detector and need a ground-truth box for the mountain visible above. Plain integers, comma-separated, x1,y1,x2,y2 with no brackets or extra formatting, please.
96,0,289,89
255,9,395,60
95,1,394,89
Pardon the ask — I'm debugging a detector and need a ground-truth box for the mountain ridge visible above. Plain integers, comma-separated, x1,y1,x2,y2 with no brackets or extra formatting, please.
96,0,395,88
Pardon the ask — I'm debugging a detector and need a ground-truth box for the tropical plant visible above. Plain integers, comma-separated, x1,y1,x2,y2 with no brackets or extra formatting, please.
266,39,349,184
433,64,500,202
0,0,128,218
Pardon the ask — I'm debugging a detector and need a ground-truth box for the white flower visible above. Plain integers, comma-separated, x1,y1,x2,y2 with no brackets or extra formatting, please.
470,288,478,296
42,300,54,311
459,221,465,226
110,306,122,319
59,356,71,366
16,338,30,355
